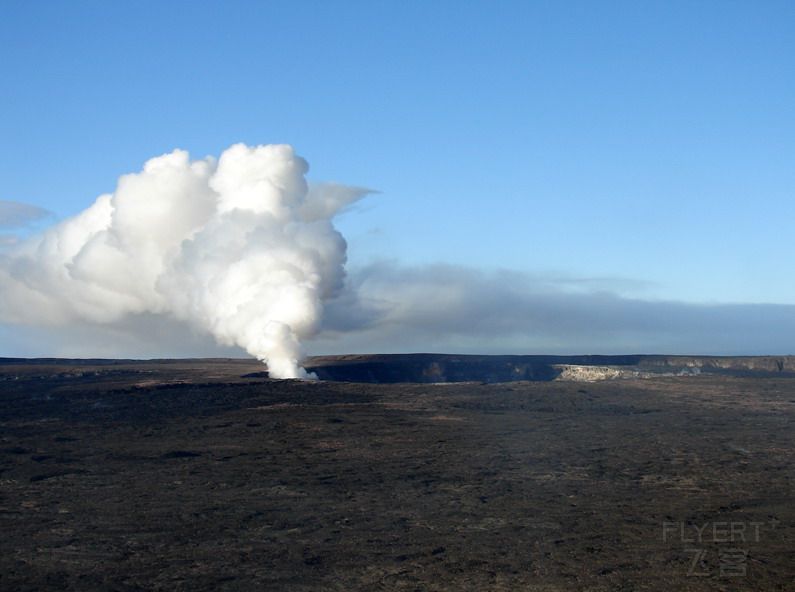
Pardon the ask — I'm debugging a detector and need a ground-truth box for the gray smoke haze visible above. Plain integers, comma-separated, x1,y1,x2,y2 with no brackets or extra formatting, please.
6,261,794,360
315,263,795,356
0,200,52,229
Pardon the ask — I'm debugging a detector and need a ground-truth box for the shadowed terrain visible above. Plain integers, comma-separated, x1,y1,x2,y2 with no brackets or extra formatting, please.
0,358,793,590
306,353,795,383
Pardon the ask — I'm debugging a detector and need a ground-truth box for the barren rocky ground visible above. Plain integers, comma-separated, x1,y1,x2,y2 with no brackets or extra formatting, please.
0,359,793,591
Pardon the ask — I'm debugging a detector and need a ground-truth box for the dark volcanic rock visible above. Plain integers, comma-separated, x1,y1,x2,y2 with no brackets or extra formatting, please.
0,358,794,590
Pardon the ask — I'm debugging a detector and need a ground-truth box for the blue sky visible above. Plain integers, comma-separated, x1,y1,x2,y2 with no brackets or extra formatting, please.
1,1,795,357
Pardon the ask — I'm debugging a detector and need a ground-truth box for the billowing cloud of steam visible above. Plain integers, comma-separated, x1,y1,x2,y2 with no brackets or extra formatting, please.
0,144,367,378
4,146,794,364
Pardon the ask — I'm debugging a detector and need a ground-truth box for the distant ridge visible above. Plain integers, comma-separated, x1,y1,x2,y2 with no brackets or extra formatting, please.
2,354,794,383
305,354,795,383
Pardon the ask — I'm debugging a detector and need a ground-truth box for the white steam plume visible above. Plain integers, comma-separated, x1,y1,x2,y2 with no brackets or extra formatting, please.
0,144,367,378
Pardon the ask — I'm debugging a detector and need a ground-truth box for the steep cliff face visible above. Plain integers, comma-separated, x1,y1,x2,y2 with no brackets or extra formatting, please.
306,354,795,383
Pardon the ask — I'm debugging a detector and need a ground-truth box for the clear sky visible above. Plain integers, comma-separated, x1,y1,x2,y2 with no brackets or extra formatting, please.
1,1,795,358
